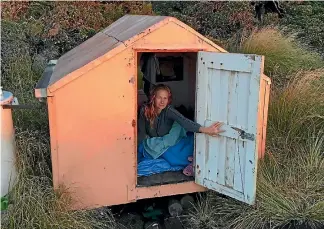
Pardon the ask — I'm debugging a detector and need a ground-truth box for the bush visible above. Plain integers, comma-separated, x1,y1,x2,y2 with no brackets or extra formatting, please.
152,1,256,42
280,1,324,57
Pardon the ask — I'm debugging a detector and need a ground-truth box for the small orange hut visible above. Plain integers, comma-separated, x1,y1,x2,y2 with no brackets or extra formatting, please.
35,15,271,210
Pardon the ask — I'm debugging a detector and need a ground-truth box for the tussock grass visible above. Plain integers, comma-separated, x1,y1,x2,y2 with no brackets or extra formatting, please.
185,193,220,229
2,55,49,131
267,69,324,154
235,28,323,86
227,133,324,229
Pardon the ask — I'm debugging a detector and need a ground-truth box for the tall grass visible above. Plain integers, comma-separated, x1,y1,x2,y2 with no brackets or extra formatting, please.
190,133,324,229
231,28,323,86
2,55,49,131
267,69,324,155
230,133,324,229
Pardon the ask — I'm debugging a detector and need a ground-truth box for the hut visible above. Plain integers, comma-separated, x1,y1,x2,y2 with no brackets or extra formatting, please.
35,15,271,210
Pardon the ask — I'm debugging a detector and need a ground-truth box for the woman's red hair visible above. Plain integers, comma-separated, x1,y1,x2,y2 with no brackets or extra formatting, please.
144,84,172,127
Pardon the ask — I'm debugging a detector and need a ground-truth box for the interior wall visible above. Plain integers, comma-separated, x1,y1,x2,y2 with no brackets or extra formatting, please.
187,53,197,111
137,52,197,111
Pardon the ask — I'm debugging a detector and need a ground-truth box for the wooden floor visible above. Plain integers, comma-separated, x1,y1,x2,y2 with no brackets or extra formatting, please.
137,171,194,187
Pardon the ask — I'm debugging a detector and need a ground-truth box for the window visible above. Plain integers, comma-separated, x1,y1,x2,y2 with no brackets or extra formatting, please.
156,56,184,82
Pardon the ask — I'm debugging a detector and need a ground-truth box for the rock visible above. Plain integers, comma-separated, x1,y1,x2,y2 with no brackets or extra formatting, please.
180,195,195,211
164,216,184,229
168,199,183,217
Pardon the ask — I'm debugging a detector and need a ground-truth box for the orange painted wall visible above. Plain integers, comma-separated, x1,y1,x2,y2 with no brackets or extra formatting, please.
49,48,136,209
47,20,270,210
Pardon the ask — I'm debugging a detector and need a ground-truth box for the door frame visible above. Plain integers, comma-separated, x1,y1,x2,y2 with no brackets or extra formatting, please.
130,47,208,202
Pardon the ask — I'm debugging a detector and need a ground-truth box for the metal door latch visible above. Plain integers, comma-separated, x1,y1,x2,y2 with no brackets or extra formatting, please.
231,127,255,141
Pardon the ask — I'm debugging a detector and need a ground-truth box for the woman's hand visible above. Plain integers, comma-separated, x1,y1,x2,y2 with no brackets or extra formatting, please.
199,122,224,137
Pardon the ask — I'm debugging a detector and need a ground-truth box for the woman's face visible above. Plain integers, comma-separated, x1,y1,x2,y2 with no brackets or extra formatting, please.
154,89,169,110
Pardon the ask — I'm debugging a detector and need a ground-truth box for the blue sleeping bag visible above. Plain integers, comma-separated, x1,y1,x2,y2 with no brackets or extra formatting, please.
137,132,194,177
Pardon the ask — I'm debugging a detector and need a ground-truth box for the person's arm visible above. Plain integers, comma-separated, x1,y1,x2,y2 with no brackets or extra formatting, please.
166,106,201,133
137,106,147,144
166,106,224,136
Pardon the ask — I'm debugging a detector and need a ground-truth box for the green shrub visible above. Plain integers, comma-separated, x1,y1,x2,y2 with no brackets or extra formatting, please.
153,1,256,42
280,1,324,57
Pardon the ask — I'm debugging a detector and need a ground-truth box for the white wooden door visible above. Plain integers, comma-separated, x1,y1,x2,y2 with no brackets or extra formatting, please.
195,52,264,205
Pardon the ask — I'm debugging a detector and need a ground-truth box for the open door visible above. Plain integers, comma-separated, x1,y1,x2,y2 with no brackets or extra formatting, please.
195,52,264,205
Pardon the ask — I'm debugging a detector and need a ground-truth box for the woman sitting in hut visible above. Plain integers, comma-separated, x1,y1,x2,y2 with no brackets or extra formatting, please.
137,84,224,177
